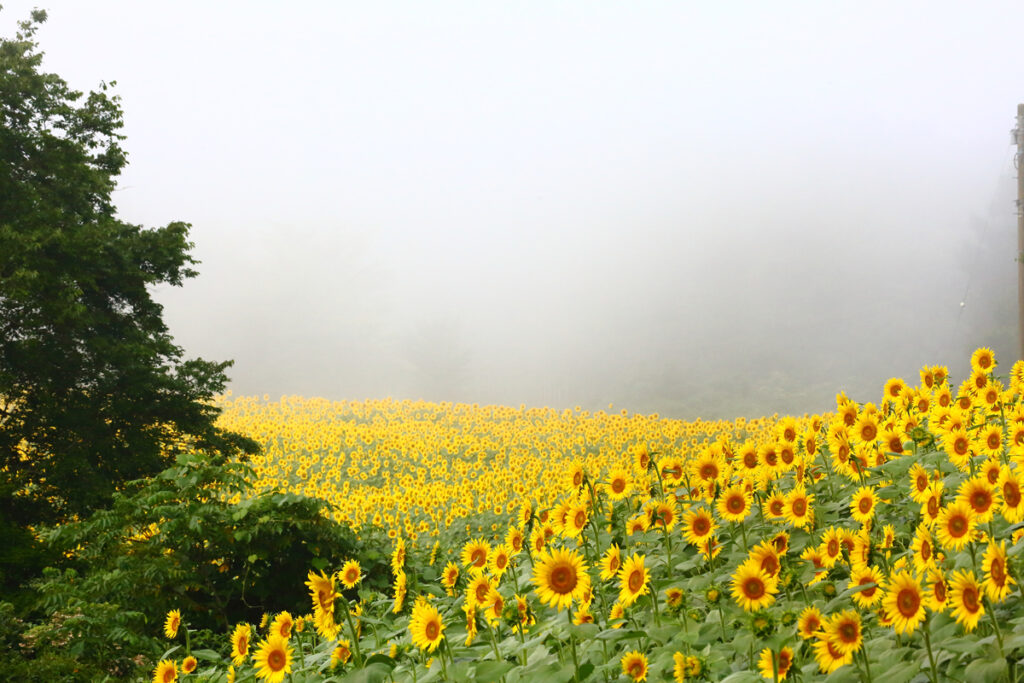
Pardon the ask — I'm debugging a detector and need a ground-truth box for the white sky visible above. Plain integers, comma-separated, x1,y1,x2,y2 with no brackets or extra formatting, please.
5,1,1024,416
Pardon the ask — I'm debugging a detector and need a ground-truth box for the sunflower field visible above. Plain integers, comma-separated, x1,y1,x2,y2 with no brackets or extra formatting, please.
147,348,1024,682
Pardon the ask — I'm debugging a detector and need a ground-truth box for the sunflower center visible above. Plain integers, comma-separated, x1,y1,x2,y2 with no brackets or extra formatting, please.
471,550,485,567
629,662,643,677
693,517,710,535
163,670,175,683
792,499,807,516
1005,483,1022,507
239,637,248,655
761,556,778,576
992,559,1006,585
628,570,644,593
861,425,877,441
496,554,508,569
955,437,969,455
784,428,796,441
927,497,939,516
839,623,857,642
700,464,717,480
728,496,744,513
963,587,980,612
770,500,784,515
858,498,872,514
476,584,489,602
744,452,758,468
827,540,839,557
779,651,791,670
860,579,876,598
934,581,946,602
425,620,439,640
550,565,577,594
346,570,358,583
612,478,625,493
972,491,992,512
744,578,765,599
897,588,920,617
949,515,967,537
268,649,286,671
574,511,587,529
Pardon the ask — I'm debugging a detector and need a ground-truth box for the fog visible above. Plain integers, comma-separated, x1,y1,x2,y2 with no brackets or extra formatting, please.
6,1,1023,418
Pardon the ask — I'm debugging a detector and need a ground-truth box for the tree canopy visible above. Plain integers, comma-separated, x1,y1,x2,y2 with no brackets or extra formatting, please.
0,9,255,590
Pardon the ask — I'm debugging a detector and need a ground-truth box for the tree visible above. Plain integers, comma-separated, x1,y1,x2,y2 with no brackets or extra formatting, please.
0,10,256,592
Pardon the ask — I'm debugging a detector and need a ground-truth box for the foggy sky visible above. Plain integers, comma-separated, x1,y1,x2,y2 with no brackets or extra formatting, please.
5,1,1023,418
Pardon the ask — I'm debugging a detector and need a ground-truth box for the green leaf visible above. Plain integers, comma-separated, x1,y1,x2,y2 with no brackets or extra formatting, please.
474,660,515,681
964,656,1008,681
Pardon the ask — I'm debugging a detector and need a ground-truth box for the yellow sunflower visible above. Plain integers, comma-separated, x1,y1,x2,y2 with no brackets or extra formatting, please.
882,570,926,635
330,640,352,668
749,540,782,579
490,543,513,577
461,537,490,571
152,659,177,683
681,506,716,546
467,573,493,609
409,599,446,652
441,561,460,596
618,553,651,607
181,656,197,674
934,500,977,551
230,623,252,666
339,560,361,589
605,467,632,501
812,632,852,674
599,543,622,581
621,650,648,682
270,612,293,640
532,547,590,611
982,540,1015,603
798,605,825,639
998,466,1024,523
848,564,885,608
911,524,936,574
971,346,996,373
784,484,814,529
730,558,778,611
920,481,944,525
949,569,985,631
252,634,293,683
957,476,997,524
825,610,862,655
758,646,794,680
717,484,752,523
163,609,181,639
924,567,948,612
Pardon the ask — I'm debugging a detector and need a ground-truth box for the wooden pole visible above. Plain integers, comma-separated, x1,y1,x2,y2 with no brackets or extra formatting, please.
1018,104,1024,361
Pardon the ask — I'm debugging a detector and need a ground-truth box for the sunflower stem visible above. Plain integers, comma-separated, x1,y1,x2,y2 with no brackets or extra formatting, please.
922,616,940,683
717,603,728,641
650,585,662,628
860,643,873,683
438,638,450,682
986,596,1006,657
341,598,364,667
567,609,581,683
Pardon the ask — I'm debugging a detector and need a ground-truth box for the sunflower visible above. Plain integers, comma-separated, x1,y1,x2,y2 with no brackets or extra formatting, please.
718,484,752,523
467,573,493,609
626,513,651,535
825,610,863,655
819,527,844,568
409,600,446,652
330,640,351,668
737,441,761,474
757,646,794,680
483,586,505,624
848,564,885,608
923,568,948,612
164,609,181,639
618,553,651,607
784,484,814,529
515,594,535,628
692,451,722,483
812,632,853,674
958,476,997,524
392,570,407,614
649,498,678,531
681,506,716,546
532,547,590,611
462,602,478,646
269,612,293,640
981,457,1002,485
731,559,778,611
950,569,985,631
943,427,974,470
971,346,996,373
563,499,589,538
749,540,782,578
529,526,547,554
882,571,926,635
911,524,937,574
999,466,1024,523
441,561,460,596
770,531,790,555
599,543,622,581
505,526,525,554
152,660,177,683
252,634,293,683
338,560,361,589
798,605,825,639
934,500,977,551
982,540,1015,602
605,467,632,501
230,623,252,666
800,546,829,586
908,463,931,503
181,656,197,674
568,460,585,489
306,570,336,628
621,650,648,682
461,537,490,571
853,411,880,444
920,481,944,525
490,543,513,577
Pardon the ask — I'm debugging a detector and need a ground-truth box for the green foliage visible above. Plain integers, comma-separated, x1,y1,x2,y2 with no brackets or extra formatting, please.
5,453,387,678
0,7,257,594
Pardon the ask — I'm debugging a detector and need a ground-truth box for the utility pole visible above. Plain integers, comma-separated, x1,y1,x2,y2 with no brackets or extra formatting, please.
1018,104,1024,361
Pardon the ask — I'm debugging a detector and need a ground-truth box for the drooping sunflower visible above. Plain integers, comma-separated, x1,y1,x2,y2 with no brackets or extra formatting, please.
252,634,293,683
717,484,752,523
409,599,446,652
784,484,814,529
441,561,460,596
599,543,622,581
339,560,361,589
825,610,863,656
392,570,408,614
757,646,794,680
731,558,778,612
618,553,651,607
461,537,490,572
848,564,885,608
950,569,985,631
620,650,649,682
164,609,181,639
532,547,590,611
391,535,406,575
305,570,336,628
982,540,1015,603
152,659,177,683
882,570,926,635
934,500,977,551
230,623,252,666
681,506,715,546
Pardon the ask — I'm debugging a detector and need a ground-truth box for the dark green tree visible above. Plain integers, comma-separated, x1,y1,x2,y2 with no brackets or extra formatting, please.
0,10,256,593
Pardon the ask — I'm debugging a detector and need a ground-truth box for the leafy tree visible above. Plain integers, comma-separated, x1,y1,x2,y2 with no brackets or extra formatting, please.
0,10,256,593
